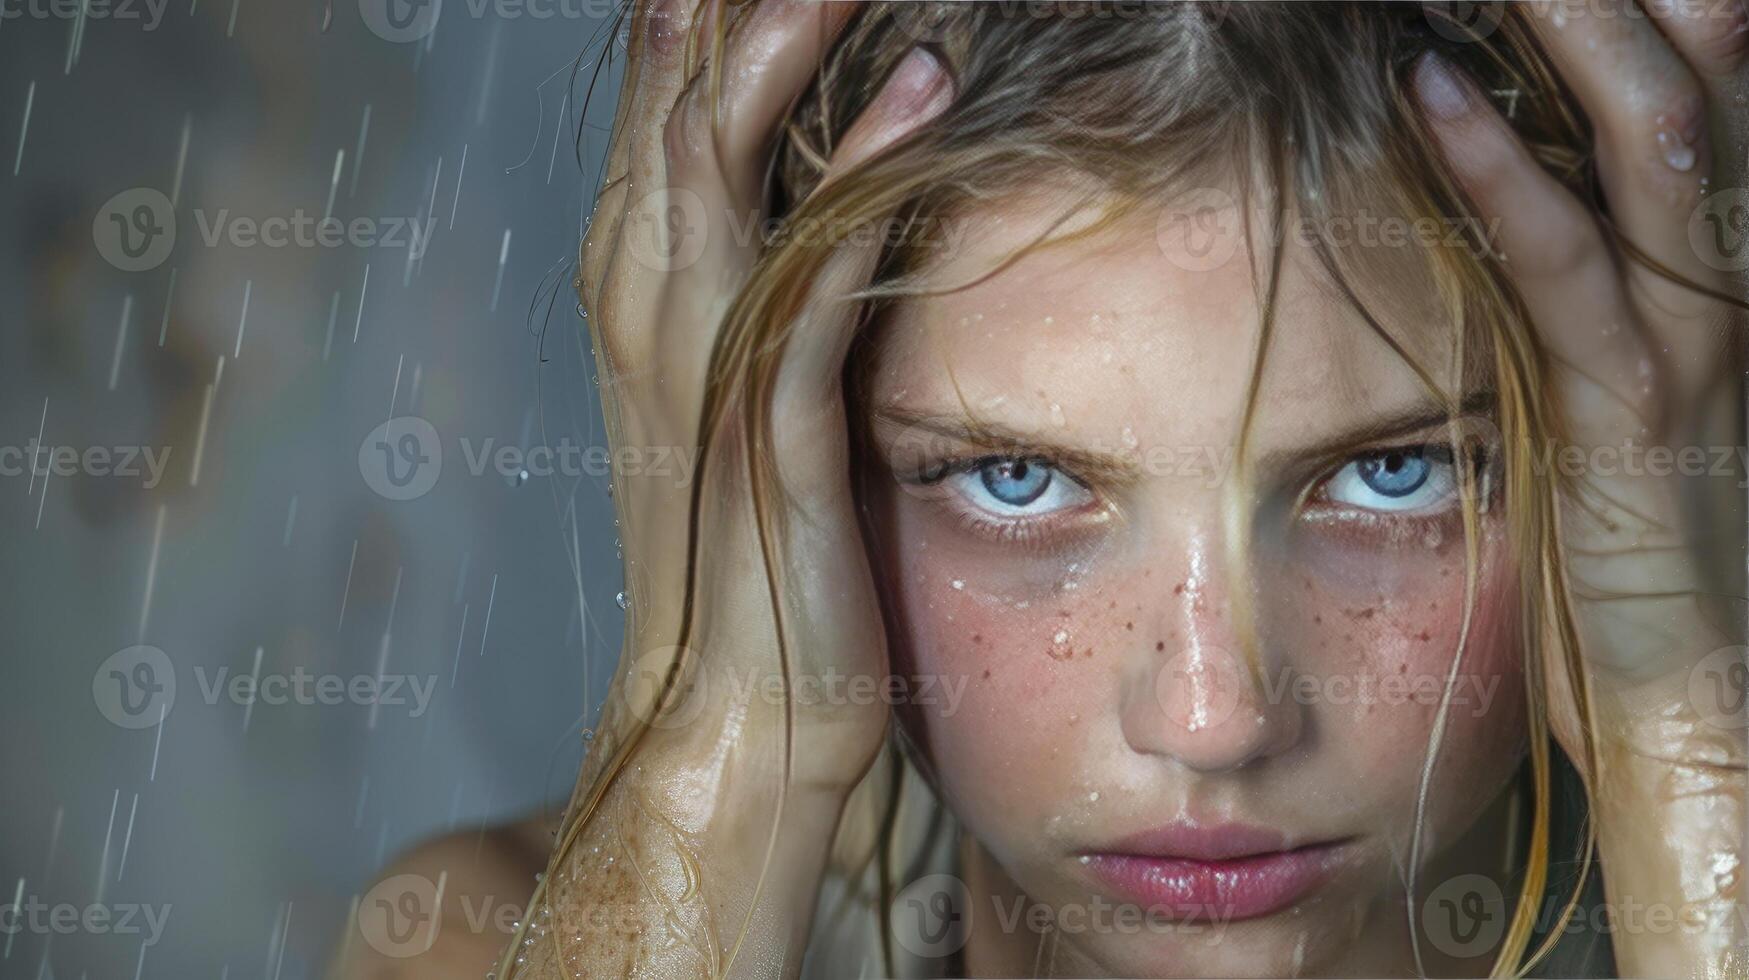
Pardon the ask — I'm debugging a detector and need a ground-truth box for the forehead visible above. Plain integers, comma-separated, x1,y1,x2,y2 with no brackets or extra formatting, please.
866,191,1467,452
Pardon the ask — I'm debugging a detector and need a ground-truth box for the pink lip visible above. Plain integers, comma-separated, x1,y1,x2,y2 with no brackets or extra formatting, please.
1081,823,1349,922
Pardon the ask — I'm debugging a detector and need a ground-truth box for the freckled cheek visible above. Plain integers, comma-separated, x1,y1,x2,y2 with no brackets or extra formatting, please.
1269,518,1527,795
884,535,1142,822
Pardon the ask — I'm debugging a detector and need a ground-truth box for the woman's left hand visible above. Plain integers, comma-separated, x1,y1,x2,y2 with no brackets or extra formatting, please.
1414,1,1745,975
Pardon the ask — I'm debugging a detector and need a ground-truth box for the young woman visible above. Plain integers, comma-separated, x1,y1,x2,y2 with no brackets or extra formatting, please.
350,2,1749,977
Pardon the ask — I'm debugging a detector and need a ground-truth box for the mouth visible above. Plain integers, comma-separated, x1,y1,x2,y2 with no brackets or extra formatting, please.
1079,823,1352,922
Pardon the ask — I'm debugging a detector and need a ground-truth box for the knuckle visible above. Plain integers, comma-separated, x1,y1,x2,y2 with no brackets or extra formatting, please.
661,80,714,171
1668,0,1749,72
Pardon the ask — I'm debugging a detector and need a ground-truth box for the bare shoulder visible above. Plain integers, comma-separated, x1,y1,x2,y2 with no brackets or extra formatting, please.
328,813,557,980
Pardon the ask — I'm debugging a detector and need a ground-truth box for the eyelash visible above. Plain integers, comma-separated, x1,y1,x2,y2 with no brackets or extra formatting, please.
913,455,1103,549
909,441,1496,548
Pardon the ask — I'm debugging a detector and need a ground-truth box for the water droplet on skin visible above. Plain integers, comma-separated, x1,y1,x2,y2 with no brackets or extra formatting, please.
1050,403,1066,427
951,579,964,590
1121,426,1138,449
1053,629,1069,644
1657,127,1697,171
1043,316,1054,326
1422,526,1443,549
1088,791,1100,802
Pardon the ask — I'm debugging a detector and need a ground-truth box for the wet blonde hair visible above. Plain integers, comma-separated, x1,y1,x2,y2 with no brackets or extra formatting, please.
496,2,1717,976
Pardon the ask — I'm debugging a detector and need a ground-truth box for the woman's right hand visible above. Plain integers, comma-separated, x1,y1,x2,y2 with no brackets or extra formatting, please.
512,2,951,977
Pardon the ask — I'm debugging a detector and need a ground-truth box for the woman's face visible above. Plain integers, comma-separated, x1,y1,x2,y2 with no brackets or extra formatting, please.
859,190,1528,977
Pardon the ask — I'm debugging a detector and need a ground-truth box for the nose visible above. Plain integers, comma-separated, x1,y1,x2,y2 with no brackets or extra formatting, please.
1119,536,1303,773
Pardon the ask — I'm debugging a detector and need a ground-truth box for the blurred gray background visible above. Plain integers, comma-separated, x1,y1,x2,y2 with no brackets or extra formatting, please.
0,0,627,976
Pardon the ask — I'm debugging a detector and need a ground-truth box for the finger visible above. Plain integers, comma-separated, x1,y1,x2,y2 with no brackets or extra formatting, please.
1526,1,1726,319
1646,0,1749,88
670,0,865,201
583,0,715,319
1414,52,1651,443
767,48,952,663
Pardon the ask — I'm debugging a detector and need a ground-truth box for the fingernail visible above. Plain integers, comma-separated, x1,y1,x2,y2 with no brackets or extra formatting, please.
883,47,952,116
1415,52,1472,120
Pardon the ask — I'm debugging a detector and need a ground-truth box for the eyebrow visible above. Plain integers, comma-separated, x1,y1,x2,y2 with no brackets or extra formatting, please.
868,406,1148,483
1254,389,1498,473
869,389,1497,481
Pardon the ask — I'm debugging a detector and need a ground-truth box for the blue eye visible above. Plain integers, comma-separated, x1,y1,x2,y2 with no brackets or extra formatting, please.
1355,449,1430,498
1324,446,1466,514
980,458,1052,506
931,455,1094,521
